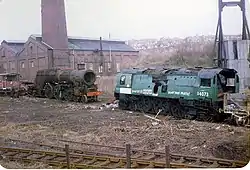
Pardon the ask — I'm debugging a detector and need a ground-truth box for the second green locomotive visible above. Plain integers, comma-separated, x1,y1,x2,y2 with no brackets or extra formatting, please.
114,67,249,126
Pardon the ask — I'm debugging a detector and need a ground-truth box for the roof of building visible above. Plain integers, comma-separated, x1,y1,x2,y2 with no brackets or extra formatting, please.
1,40,26,53
31,34,138,52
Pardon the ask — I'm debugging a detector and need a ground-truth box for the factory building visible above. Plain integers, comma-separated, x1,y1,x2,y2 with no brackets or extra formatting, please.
0,35,138,82
0,0,139,82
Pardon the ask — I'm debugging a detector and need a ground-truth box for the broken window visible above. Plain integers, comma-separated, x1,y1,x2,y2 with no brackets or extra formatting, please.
77,63,86,70
200,78,211,87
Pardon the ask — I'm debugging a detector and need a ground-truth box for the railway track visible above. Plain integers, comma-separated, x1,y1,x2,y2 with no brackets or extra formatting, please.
2,138,248,168
1,146,248,168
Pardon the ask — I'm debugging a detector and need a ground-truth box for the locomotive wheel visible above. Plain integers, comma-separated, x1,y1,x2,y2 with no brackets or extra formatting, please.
170,103,184,119
14,91,19,98
10,90,15,98
44,84,54,99
64,90,74,102
137,99,144,112
80,95,88,103
54,85,61,100
129,101,137,111
197,112,214,122
72,96,79,102
152,99,163,114
119,100,128,110
142,97,152,113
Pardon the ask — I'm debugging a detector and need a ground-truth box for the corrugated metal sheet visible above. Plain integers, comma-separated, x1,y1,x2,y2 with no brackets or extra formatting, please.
224,40,250,92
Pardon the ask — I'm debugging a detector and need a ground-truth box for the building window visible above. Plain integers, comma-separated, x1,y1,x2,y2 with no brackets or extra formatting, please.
3,63,7,70
10,61,15,70
89,63,93,70
99,65,103,73
116,63,120,72
30,46,33,54
31,61,34,68
233,41,238,59
21,62,25,68
2,49,6,57
77,63,86,70
108,63,111,72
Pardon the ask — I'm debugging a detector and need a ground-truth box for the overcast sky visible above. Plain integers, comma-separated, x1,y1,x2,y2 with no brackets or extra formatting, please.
0,0,250,41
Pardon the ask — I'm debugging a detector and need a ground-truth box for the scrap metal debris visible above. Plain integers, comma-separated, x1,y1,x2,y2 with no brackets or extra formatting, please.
99,100,119,110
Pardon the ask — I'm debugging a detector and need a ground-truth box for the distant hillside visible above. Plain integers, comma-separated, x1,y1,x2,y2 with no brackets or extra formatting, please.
127,35,242,68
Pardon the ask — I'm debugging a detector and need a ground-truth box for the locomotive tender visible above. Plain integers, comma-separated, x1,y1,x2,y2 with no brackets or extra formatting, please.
114,67,250,126
28,68,102,102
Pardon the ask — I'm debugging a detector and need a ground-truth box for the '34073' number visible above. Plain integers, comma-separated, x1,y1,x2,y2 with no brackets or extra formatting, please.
197,91,209,97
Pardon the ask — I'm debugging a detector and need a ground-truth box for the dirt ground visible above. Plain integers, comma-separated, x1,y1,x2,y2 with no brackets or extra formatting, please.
0,96,249,168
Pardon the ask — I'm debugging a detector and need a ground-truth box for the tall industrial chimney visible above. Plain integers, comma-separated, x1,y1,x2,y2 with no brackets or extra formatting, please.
41,0,68,49
41,0,70,68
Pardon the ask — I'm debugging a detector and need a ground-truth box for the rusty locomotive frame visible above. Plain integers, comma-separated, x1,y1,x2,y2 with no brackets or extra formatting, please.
0,68,103,103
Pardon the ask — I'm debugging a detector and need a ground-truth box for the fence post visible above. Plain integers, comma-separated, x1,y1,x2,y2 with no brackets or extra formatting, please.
165,145,170,168
65,144,70,169
126,144,131,168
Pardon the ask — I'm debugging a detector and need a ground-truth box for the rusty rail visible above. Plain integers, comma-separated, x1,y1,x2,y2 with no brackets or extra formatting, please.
3,138,248,168
58,139,248,167
1,146,247,168
0,146,206,168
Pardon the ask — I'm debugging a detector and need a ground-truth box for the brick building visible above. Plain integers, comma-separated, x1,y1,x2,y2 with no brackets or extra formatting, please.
0,0,139,82
0,35,139,81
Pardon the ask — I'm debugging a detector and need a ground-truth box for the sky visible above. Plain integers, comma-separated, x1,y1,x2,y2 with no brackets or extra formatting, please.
0,0,250,41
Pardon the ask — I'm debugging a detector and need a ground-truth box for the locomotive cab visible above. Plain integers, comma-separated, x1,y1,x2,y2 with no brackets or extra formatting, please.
214,68,239,94
211,68,239,103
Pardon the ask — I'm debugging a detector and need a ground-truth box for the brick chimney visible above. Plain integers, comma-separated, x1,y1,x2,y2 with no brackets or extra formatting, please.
41,0,70,68
41,0,68,49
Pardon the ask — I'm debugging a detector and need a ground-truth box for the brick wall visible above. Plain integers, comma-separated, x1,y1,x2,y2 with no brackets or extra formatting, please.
0,37,49,82
0,38,139,95
69,50,139,75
